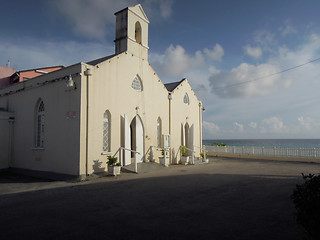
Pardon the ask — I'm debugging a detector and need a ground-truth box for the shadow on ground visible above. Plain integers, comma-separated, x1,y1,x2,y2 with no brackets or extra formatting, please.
0,172,304,240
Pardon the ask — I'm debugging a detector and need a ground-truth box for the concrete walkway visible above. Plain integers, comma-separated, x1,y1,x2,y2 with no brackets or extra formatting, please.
1,157,319,239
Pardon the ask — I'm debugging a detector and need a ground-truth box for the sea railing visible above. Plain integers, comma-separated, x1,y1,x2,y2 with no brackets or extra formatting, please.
204,145,320,159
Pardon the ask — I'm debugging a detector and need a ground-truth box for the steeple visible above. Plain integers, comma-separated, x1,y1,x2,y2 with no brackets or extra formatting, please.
114,4,149,60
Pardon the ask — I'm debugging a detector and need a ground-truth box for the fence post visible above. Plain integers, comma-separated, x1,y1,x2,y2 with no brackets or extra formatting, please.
273,147,276,156
298,148,301,158
203,147,207,163
252,146,254,155
134,152,138,173
150,146,154,162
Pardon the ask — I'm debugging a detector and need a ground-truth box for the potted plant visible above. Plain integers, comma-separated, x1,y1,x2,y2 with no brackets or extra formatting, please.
107,155,121,176
200,151,209,163
180,145,189,165
200,151,208,159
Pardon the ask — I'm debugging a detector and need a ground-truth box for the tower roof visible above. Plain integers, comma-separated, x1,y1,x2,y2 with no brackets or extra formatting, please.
115,4,149,23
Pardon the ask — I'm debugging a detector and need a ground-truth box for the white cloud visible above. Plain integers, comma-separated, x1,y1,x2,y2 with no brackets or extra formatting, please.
208,66,220,75
279,20,297,36
152,44,204,77
234,122,244,132
244,45,262,59
249,122,258,129
254,30,276,49
209,63,282,98
204,44,224,61
51,0,173,40
143,0,173,20
261,117,286,133
0,37,112,70
203,121,220,135
298,116,320,131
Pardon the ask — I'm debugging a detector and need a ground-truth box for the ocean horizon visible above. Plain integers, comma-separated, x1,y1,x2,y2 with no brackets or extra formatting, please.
203,139,320,149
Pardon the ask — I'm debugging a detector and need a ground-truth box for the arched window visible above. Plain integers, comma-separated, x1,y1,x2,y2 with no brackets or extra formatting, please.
157,117,162,147
135,21,142,44
183,93,189,105
103,110,111,152
35,100,45,147
132,75,143,91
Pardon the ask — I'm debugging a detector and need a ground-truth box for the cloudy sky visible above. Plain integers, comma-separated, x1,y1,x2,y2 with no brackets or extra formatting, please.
1,0,320,139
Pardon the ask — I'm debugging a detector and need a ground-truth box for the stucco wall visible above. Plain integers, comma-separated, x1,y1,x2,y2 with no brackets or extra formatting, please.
170,79,202,163
80,51,170,174
0,111,14,169
0,65,82,176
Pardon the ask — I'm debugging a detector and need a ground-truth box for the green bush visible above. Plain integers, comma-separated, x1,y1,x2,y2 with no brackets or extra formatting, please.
107,155,120,166
211,142,227,146
180,145,188,157
291,173,320,240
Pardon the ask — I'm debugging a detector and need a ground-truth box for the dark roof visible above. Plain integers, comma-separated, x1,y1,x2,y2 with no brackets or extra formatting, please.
86,54,115,66
164,78,185,92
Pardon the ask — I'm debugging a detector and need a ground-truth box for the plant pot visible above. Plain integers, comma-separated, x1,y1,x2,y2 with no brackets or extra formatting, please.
108,165,121,176
159,157,169,167
180,156,189,165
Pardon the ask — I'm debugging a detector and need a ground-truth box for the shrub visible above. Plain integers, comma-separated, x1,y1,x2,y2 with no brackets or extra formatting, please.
107,155,119,166
291,173,320,240
180,146,188,157
200,152,207,158
212,142,227,146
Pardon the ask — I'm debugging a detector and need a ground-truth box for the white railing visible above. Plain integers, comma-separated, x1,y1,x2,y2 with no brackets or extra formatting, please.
180,146,196,164
113,147,140,173
204,145,320,159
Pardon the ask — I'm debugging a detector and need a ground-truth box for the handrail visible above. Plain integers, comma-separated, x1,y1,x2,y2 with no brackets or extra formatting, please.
113,147,140,173
180,145,195,164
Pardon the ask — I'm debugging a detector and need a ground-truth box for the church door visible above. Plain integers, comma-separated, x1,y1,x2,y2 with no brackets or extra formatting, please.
130,115,144,163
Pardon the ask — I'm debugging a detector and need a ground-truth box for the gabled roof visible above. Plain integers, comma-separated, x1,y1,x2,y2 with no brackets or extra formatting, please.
115,4,150,23
86,54,115,66
164,78,186,92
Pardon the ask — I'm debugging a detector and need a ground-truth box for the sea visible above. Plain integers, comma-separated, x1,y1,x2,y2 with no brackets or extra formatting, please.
203,139,320,149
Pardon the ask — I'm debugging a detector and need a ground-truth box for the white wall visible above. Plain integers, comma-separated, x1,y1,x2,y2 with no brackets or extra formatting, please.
0,64,82,176
0,111,14,169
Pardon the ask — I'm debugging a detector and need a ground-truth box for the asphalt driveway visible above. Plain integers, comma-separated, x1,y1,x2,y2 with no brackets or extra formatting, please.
1,157,319,239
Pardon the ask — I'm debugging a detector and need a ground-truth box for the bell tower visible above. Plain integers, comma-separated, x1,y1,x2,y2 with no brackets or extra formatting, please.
114,4,150,60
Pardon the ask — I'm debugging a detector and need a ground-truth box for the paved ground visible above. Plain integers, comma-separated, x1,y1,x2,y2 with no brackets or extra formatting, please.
1,157,319,239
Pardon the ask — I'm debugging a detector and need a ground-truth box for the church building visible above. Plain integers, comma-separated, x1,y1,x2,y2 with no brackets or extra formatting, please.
0,4,203,178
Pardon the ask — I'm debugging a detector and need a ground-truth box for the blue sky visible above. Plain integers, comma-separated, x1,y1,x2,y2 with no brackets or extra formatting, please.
1,0,320,139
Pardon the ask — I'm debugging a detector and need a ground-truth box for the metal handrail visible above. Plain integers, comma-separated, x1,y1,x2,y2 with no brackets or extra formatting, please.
113,147,140,173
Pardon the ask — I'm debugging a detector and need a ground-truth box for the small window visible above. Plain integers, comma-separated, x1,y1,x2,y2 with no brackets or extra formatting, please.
132,75,143,91
103,110,111,152
35,100,45,147
135,21,142,44
183,93,189,105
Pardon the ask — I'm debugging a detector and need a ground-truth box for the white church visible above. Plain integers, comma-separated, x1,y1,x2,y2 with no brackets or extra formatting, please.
0,4,203,179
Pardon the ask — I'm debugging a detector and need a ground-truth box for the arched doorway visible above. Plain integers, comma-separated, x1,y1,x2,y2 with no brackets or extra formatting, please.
130,115,144,163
